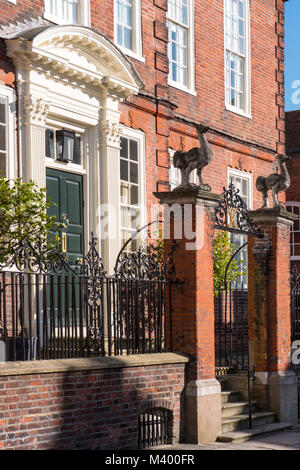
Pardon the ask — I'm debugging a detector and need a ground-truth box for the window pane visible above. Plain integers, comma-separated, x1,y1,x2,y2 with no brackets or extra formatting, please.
120,137,128,159
130,162,138,184
238,0,245,18
120,159,128,181
0,126,6,152
0,100,6,124
0,153,6,177
124,27,132,50
45,129,54,159
130,185,138,205
121,182,129,204
73,135,81,164
129,139,138,161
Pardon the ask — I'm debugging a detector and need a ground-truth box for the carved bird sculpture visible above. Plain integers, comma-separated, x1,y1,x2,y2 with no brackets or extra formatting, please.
256,153,291,209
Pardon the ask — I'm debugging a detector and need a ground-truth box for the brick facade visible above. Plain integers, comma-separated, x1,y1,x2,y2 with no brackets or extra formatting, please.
0,0,288,211
0,356,187,450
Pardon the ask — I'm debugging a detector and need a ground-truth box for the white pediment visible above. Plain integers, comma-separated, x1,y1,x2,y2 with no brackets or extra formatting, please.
6,25,144,98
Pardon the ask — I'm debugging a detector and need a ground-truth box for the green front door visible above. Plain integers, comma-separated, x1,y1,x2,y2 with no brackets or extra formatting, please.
45,169,85,356
46,168,84,263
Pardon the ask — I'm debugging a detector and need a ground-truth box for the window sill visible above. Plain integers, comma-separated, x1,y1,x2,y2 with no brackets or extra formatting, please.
118,46,145,64
225,104,252,120
168,80,197,96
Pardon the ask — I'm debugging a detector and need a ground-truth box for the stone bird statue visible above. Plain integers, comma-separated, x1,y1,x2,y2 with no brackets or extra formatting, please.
172,124,213,192
256,153,291,209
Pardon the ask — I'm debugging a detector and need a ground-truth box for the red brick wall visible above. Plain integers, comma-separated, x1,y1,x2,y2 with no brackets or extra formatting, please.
248,216,293,373
0,361,186,450
0,0,287,211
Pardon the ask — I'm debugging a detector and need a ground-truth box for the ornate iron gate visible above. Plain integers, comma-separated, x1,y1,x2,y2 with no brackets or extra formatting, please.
214,183,262,373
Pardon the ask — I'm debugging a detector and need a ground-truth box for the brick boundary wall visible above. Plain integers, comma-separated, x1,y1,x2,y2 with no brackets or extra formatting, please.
0,353,188,450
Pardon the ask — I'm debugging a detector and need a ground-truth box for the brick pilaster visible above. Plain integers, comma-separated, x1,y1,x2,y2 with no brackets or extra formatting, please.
154,189,220,381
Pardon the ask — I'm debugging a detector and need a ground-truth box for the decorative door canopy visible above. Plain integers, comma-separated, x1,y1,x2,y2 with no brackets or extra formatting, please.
5,24,144,98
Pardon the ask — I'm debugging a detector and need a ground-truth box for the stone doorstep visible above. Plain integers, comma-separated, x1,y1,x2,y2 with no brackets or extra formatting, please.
217,422,294,443
222,401,257,418
221,411,276,433
221,390,242,404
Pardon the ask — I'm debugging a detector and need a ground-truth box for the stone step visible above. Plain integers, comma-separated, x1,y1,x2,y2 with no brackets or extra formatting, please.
222,401,256,418
221,390,242,404
217,422,294,443
221,411,276,433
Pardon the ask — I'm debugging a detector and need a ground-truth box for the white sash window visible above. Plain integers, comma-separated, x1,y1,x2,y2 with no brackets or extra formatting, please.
225,0,251,116
167,0,195,93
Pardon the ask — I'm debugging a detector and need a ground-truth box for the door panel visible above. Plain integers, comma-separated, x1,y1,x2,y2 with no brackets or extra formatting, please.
46,168,84,263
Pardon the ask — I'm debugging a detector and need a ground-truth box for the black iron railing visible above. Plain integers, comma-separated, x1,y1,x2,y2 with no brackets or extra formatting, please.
291,266,300,344
0,234,176,361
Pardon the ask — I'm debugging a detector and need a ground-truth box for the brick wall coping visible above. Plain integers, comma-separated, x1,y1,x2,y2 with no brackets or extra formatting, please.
0,353,189,376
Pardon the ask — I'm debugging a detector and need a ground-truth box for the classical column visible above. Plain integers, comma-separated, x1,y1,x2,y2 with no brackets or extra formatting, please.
99,95,121,274
22,95,50,187
248,207,298,423
154,188,222,444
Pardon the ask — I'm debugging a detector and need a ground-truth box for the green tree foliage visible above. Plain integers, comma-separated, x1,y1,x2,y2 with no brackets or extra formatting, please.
213,231,245,292
0,177,63,262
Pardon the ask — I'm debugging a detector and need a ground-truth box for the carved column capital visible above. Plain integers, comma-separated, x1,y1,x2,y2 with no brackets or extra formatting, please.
101,119,121,148
24,95,50,126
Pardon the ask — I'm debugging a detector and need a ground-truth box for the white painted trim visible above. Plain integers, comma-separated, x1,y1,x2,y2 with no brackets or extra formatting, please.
7,0,17,4
45,158,87,175
167,0,195,94
0,84,16,180
224,0,251,117
114,0,143,58
227,167,253,209
167,79,197,96
119,125,147,247
117,46,145,63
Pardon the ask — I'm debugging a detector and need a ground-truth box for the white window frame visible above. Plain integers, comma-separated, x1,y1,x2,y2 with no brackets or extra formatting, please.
168,148,197,190
43,0,91,26
114,0,144,63
0,84,16,180
286,202,300,261
227,167,252,209
167,0,195,95
119,126,146,250
224,0,251,118
227,167,252,289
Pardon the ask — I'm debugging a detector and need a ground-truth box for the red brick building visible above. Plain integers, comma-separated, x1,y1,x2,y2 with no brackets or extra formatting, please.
0,0,294,450
0,0,287,266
